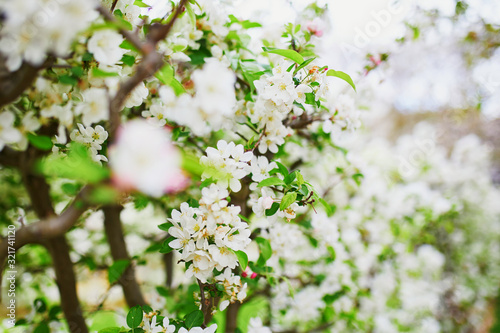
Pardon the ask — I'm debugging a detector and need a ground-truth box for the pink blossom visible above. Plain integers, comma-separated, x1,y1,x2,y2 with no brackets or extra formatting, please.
109,119,188,197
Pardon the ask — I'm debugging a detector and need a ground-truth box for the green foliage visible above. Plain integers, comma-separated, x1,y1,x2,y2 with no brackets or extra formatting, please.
255,237,272,265
108,259,130,284
155,64,186,96
27,134,53,151
279,192,296,210
184,310,204,329
326,69,356,91
126,306,143,329
160,237,176,254
234,250,248,270
38,143,109,183
262,47,304,64
257,177,285,187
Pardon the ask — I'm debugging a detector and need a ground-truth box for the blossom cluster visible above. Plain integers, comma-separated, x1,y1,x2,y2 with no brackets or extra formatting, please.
141,311,217,333
69,123,108,164
168,184,251,306
142,59,236,136
200,140,252,193
0,0,98,71
256,123,500,333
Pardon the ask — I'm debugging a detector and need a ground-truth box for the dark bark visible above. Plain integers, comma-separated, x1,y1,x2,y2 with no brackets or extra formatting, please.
0,59,47,108
103,204,146,307
163,252,174,288
45,236,88,333
22,163,88,333
225,302,241,333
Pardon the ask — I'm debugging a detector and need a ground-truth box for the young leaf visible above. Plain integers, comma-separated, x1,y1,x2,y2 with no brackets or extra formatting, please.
133,0,150,7
98,328,121,333
235,250,248,270
184,310,204,329
159,236,176,254
283,171,297,185
27,134,53,151
155,63,175,85
92,68,119,77
265,202,280,216
294,57,316,74
262,47,304,64
255,237,272,261
296,172,305,187
89,186,120,205
127,305,143,328
326,69,356,91
37,143,109,183
280,192,297,210
257,177,286,188
158,222,173,232
108,259,130,284
275,161,289,176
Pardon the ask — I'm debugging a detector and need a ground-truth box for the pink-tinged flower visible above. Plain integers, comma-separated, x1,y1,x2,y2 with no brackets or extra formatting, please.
306,18,325,37
109,119,188,197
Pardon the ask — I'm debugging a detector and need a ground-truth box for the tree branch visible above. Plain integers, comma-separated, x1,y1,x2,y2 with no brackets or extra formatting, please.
101,0,189,140
0,57,51,108
45,236,89,333
103,204,146,307
21,170,88,333
225,302,241,333
0,186,91,265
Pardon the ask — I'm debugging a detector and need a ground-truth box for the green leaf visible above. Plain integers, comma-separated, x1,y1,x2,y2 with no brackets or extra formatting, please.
34,322,49,333
280,192,297,210
108,259,130,284
283,171,296,185
296,172,305,187
58,74,78,86
318,198,336,216
89,186,119,205
294,57,316,74
352,173,364,186
159,236,176,254
127,305,143,328
98,328,121,333
235,250,248,270
120,40,139,52
37,143,109,183
238,214,251,223
326,69,356,91
305,92,316,105
263,47,304,64
92,68,119,77
257,177,285,188
71,66,84,78
133,0,150,7
275,161,289,176
142,305,154,314
282,276,295,297
48,305,61,320
255,237,272,261
121,54,136,66
155,64,186,96
27,134,53,151
184,310,204,329
158,222,173,232
326,245,336,262
265,202,279,216
185,1,196,26
34,298,47,313
155,64,174,84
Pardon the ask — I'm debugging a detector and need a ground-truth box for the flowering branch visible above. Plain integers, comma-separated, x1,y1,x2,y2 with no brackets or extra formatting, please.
102,0,189,140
